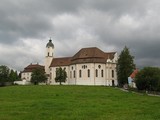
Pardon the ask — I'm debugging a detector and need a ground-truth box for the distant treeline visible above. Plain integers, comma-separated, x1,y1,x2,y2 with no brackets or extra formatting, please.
0,65,20,83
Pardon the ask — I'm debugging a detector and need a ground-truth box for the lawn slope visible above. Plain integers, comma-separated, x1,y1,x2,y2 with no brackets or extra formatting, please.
0,86,160,120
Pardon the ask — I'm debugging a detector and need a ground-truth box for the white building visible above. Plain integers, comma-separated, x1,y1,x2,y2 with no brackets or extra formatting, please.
45,39,118,86
21,63,44,82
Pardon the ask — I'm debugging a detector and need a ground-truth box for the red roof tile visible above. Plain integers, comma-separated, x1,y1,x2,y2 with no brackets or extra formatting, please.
22,64,44,72
50,47,116,67
130,69,138,78
50,57,71,67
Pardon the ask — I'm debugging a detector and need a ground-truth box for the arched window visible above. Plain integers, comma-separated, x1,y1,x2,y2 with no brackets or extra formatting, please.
50,73,52,79
70,71,72,78
101,70,104,77
112,70,114,78
73,70,76,78
79,70,82,78
96,69,98,77
88,69,90,77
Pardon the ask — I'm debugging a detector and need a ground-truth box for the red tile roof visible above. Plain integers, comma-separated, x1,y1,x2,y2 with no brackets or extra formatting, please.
130,69,138,79
50,47,116,67
22,64,44,72
50,57,72,67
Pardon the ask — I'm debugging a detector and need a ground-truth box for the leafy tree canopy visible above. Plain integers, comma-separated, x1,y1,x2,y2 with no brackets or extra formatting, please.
55,67,67,85
0,65,10,82
135,67,160,91
0,65,20,82
31,67,47,85
117,46,135,87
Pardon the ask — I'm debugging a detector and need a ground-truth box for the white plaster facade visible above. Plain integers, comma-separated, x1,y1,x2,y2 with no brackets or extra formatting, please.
45,40,118,86
21,72,32,81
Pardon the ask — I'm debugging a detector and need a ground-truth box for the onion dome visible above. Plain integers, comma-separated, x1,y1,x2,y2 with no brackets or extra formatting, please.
46,39,54,48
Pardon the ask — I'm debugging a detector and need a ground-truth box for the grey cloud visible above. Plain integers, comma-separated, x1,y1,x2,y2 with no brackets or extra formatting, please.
0,0,160,71
83,0,149,17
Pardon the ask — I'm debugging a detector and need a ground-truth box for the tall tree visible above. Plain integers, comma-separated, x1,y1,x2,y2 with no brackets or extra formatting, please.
31,67,47,85
0,65,10,82
117,46,135,87
55,67,67,85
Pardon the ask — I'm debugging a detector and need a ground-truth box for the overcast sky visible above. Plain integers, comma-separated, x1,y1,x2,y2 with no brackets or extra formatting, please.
0,0,160,71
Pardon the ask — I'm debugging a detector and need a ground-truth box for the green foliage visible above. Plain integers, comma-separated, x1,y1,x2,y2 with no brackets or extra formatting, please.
135,67,160,91
117,46,135,87
0,86,160,120
0,65,20,85
0,65,10,82
0,65,20,83
9,70,19,82
55,67,67,85
31,67,47,85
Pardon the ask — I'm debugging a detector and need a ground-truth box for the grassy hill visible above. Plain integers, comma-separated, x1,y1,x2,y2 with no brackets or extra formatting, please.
0,85,160,120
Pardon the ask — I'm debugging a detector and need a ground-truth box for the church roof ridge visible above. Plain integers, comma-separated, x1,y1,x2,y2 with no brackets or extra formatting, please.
49,47,116,67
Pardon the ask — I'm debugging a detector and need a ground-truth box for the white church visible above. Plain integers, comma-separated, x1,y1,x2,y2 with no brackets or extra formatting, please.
21,39,118,86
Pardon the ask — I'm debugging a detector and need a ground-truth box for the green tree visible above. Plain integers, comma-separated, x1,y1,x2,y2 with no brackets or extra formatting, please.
31,67,47,85
117,46,135,87
9,70,20,82
55,67,67,85
135,67,160,91
0,65,10,82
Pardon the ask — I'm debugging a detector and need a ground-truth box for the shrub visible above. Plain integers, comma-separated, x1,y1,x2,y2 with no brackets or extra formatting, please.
135,67,160,91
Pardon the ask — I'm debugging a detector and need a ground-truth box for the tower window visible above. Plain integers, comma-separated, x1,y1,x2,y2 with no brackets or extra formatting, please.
48,52,49,56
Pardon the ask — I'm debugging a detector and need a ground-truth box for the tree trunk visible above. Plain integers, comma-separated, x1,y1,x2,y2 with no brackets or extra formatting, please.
60,80,62,85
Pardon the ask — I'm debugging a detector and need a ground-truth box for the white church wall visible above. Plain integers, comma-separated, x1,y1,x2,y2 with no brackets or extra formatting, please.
75,63,95,85
68,65,76,85
49,62,118,86
94,63,106,85
50,66,69,85
105,63,118,86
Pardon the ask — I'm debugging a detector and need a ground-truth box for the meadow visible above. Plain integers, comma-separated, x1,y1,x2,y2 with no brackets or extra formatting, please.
0,85,160,120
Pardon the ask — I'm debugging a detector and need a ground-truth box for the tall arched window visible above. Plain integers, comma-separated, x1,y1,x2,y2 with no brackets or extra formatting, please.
70,71,72,78
101,70,104,77
96,69,98,77
50,73,52,79
112,70,114,78
79,70,82,78
88,69,90,77
73,70,76,78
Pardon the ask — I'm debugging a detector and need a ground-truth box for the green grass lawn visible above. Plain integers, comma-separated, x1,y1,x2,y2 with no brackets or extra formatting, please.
0,85,160,120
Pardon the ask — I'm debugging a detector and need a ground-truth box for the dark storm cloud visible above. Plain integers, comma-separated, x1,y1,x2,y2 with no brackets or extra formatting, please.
0,0,83,44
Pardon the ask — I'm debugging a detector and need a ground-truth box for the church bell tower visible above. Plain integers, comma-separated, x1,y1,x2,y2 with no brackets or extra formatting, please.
45,38,54,75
